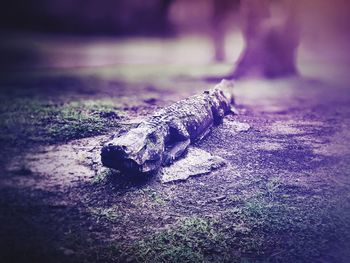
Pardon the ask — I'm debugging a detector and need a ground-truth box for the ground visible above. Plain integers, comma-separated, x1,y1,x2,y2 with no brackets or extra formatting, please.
0,35,350,263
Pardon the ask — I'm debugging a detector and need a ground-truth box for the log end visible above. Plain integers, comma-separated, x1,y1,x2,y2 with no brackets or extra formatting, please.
101,127,164,174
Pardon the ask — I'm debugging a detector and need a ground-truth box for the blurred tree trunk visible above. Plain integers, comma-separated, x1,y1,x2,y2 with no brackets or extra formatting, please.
212,0,240,62
232,0,299,78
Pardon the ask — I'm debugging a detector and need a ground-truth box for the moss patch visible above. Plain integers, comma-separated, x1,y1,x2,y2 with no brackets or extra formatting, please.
132,217,227,263
127,190,350,263
0,98,123,146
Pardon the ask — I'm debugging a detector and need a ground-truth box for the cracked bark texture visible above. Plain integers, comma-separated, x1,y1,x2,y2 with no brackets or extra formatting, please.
101,79,235,174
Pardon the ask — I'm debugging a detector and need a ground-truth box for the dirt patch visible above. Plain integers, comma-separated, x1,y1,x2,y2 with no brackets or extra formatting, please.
2,135,107,190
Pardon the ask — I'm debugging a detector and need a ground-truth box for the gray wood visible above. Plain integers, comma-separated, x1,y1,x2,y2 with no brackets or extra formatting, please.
101,79,235,173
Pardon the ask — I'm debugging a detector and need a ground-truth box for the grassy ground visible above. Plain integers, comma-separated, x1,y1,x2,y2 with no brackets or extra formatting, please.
131,193,350,263
1,38,350,263
0,98,123,146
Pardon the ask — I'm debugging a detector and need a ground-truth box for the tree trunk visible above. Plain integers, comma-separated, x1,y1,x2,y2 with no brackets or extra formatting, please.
211,0,240,62
233,0,299,78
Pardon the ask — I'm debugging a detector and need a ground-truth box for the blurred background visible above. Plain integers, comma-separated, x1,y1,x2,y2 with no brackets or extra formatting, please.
0,0,349,75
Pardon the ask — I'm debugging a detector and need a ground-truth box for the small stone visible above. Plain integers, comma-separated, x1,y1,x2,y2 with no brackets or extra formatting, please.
144,98,158,105
99,111,120,119
223,120,251,132
60,248,75,256
215,195,226,201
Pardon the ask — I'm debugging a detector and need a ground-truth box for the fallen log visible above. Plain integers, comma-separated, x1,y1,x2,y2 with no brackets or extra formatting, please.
101,79,235,173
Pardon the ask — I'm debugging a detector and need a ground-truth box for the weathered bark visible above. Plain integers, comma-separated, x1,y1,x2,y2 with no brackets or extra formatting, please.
101,80,235,174
233,0,300,78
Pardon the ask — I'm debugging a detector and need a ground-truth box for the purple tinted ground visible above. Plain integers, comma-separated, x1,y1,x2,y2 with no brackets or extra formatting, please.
1,42,350,262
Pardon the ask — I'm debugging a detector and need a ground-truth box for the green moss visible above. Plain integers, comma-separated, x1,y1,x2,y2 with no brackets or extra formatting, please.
133,217,227,263
219,193,350,262
129,190,350,263
90,169,112,185
88,206,121,223
0,98,123,146
139,187,167,205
